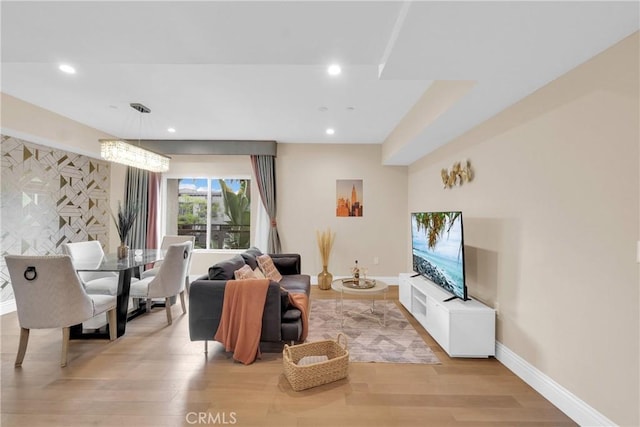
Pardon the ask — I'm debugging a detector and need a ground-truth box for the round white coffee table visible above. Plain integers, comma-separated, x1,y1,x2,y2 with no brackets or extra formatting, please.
331,278,389,327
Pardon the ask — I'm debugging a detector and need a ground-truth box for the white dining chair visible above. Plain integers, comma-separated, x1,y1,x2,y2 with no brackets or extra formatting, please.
61,240,139,295
141,235,195,289
5,255,118,367
61,241,119,295
130,241,192,325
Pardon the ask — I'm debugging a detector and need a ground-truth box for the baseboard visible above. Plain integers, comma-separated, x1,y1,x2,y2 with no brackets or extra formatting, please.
1,299,16,316
495,341,616,427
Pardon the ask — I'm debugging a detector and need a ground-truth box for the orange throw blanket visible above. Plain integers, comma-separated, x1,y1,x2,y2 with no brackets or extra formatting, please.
288,292,310,342
214,279,270,365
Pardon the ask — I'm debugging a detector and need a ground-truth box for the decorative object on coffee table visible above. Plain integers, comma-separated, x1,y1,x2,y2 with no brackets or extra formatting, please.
112,201,139,259
341,278,376,289
316,227,335,290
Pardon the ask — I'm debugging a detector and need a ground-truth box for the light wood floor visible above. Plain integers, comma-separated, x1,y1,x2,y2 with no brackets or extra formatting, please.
1,286,576,427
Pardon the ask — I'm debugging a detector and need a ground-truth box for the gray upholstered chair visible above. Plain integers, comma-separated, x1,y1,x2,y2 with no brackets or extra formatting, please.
61,241,120,295
5,255,117,367
141,235,195,289
130,241,192,325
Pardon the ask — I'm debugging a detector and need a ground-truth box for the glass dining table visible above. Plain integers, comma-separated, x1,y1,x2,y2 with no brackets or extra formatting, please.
71,249,163,339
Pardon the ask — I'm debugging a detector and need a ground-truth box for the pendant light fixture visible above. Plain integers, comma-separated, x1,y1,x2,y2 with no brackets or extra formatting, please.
100,103,170,173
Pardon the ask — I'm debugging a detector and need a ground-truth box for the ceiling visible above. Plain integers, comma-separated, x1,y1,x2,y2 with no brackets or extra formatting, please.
1,1,638,165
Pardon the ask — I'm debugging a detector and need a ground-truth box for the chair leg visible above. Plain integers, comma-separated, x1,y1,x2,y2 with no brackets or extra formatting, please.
165,297,172,325
61,327,70,367
15,327,29,368
204,340,208,355
107,308,117,341
146,298,153,312
179,290,187,314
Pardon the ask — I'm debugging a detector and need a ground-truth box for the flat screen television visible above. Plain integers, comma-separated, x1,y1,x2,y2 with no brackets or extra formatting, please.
411,211,468,301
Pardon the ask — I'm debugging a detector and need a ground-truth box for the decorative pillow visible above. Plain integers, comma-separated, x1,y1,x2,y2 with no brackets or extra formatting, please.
241,247,264,270
234,264,257,280
257,254,283,282
253,267,266,279
208,255,246,280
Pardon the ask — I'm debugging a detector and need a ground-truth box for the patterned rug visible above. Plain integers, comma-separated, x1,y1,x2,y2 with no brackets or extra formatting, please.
306,298,441,364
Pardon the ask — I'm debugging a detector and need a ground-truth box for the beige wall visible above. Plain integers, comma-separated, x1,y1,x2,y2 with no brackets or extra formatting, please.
276,143,407,278
1,93,126,252
407,33,639,425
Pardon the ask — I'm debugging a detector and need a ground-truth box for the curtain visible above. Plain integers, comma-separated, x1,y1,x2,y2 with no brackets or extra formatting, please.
124,167,148,250
255,198,269,253
146,172,160,249
250,155,281,254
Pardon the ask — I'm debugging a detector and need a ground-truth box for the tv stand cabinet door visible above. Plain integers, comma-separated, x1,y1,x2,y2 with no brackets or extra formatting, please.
426,297,449,352
448,311,496,357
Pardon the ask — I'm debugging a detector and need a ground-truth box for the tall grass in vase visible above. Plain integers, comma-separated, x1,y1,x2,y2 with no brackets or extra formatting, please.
316,228,335,290
112,201,139,259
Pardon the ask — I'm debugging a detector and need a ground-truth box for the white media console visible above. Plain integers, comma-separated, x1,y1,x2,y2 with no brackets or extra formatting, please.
399,273,496,358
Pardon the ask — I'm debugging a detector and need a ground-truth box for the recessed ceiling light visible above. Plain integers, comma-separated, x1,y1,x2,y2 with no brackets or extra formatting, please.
58,64,76,74
326,128,335,135
167,127,176,133
327,64,341,76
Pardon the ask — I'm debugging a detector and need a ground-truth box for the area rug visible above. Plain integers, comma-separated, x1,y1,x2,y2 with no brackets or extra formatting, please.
306,299,440,364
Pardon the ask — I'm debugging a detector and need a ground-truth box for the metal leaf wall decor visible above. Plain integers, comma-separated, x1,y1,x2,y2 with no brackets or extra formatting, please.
441,159,473,189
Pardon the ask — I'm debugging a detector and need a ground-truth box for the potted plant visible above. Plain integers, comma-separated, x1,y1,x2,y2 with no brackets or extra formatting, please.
112,201,139,258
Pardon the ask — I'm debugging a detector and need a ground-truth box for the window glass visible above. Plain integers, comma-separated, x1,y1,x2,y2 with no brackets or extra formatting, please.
169,178,250,250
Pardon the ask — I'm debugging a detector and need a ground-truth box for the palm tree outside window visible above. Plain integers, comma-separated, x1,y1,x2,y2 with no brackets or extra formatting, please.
168,178,251,250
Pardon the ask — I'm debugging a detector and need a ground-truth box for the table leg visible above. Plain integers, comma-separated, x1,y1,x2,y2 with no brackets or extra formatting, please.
115,268,133,337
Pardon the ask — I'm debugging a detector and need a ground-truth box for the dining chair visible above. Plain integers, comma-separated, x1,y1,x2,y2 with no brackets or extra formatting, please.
141,235,195,289
61,241,120,295
5,255,117,367
130,241,192,325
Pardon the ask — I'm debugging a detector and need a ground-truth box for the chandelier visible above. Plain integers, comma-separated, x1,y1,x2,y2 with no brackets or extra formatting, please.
100,103,170,173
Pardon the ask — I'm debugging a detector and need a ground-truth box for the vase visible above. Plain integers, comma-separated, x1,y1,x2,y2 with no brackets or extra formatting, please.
117,243,129,259
317,265,333,290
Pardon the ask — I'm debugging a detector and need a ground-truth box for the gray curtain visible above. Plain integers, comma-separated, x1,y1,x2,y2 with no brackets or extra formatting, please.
251,155,281,254
124,167,148,250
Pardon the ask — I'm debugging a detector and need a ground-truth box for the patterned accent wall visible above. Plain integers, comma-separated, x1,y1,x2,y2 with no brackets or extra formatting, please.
0,135,111,302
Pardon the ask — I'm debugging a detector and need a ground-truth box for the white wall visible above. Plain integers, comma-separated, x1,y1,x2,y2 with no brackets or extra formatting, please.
276,143,407,279
406,33,639,426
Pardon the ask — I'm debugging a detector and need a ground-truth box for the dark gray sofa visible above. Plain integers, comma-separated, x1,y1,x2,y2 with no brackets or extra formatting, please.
189,247,311,353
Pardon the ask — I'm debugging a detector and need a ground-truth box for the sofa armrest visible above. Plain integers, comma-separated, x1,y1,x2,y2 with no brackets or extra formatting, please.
269,253,301,275
189,279,226,342
188,278,282,343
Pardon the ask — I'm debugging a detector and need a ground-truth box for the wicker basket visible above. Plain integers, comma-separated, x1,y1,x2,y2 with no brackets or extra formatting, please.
283,333,349,391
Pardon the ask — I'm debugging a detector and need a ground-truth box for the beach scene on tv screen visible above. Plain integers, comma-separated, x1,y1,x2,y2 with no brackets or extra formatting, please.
411,212,464,298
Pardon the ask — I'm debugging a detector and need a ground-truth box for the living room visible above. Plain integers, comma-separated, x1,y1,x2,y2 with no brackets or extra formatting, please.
1,2,639,426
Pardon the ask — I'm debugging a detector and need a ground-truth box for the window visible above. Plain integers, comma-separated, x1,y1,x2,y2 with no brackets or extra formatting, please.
166,178,251,250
